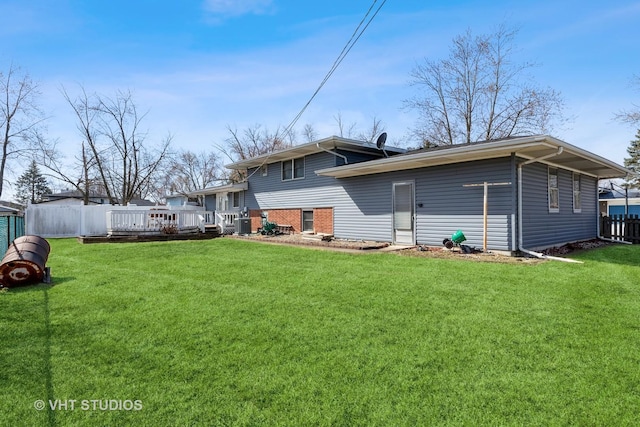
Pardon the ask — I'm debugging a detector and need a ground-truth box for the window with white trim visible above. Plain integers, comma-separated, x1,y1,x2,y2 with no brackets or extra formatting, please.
260,165,268,176
573,173,581,213
548,167,559,213
282,157,304,180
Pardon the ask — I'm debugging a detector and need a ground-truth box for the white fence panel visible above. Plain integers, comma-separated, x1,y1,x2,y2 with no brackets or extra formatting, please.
25,204,212,238
26,205,82,237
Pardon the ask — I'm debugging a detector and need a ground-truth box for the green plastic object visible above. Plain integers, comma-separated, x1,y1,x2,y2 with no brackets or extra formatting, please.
451,230,466,244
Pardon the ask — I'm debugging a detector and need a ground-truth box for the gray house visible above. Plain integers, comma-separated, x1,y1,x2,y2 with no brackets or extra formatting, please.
192,135,628,253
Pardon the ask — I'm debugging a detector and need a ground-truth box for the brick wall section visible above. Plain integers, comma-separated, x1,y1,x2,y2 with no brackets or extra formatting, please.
249,209,263,232
313,207,334,234
267,209,302,232
247,207,334,234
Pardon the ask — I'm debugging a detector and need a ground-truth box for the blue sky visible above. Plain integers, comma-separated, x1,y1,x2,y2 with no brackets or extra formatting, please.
1,0,639,189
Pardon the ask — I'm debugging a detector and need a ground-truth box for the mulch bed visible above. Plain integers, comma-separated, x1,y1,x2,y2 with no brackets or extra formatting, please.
229,234,616,264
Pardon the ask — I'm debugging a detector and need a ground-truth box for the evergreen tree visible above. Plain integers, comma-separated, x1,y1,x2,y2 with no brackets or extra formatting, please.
624,129,640,189
15,160,52,205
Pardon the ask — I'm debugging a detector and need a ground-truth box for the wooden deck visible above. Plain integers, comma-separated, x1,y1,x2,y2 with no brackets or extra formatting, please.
77,229,221,244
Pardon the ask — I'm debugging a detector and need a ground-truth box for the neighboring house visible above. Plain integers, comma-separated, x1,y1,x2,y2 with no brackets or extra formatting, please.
190,135,628,253
599,188,640,216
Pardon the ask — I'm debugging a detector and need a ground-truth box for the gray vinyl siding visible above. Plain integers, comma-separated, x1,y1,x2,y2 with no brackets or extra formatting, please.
246,154,515,249
336,158,514,249
245,152,338,208
237,147,600,251
521,163,597,249
415,157,514,250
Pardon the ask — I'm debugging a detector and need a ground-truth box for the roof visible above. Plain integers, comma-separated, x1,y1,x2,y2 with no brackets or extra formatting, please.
187,182,248,197
0,205,21,214
225,135,405,170
315,135,629,179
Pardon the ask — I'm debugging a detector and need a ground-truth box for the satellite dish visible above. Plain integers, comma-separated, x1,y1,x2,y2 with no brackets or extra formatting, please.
376,132,388,157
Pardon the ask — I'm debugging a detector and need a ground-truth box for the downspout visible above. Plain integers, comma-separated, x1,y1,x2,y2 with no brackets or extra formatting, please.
517,147,583,263
317,142,348,165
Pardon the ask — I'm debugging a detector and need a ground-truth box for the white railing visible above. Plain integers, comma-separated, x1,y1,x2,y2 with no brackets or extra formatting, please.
107,209,213,235
215,210,241,234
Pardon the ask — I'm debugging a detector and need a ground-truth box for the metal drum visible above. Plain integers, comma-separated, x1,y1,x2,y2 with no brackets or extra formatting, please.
0,235,50,287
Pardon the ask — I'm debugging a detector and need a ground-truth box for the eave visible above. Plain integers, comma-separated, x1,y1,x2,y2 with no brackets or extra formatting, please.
315,135,629,179
225,135,404,170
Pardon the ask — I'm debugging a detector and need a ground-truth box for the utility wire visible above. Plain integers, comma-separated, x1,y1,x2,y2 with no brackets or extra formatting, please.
283,0,388,135
241,0,388,183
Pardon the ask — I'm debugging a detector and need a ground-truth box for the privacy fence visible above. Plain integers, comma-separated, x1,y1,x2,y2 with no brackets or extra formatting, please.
600,214,640,244
0,215,25,253
25,204,203,238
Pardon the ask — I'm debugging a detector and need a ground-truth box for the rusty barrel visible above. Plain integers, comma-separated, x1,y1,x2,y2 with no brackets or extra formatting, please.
0,235,50,287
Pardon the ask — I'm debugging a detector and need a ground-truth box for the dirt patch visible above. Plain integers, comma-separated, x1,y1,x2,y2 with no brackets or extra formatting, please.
228,234,618,263
228,233,390,251
540,239,613,256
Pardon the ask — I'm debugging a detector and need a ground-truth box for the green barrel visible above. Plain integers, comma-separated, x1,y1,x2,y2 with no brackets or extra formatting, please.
451,230,466,244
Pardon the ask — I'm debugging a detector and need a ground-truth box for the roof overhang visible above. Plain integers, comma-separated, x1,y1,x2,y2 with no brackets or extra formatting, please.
315,135,629,179
187,182,248,197
225,135,404,170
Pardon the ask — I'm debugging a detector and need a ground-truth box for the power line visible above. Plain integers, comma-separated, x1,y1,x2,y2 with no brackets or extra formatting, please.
283,0,388,135
241,0,388,183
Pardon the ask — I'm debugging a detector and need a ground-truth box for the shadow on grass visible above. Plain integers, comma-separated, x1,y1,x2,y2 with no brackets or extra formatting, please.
43,288,56,427
0,277,75,293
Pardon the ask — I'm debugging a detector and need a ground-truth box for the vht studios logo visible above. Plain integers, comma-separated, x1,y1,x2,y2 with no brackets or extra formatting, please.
34,399,143,411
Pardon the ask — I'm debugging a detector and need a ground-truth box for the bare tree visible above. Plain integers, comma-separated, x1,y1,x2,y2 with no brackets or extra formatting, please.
406,25,565,146
615,75,640,125
333,112,358,138
161,150,221,197
217,124,294,182
42,86,171,205
357,116,386,143
302,123,318,143
0,64,47,198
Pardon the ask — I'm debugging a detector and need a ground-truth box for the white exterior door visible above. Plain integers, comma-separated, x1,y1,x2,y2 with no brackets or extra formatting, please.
216,192,229,211
393,181,415,245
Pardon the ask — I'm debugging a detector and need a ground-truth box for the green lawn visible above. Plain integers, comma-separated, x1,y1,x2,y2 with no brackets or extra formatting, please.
1,238,639,426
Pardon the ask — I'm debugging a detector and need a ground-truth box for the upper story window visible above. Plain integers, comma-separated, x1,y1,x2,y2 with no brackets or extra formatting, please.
282,157,304,181
260,165,268,176
548,167,559,213
573,173,581,213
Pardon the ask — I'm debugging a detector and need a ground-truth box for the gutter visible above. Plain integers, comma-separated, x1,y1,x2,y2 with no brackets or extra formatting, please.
316,142,348,165
516,147,583,263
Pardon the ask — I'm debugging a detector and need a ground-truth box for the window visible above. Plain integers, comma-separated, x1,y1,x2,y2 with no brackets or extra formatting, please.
232,192,240,208
282,158,304,180
302,210,314,232
260,165,268,176
548,168,559,213
573,173,581,213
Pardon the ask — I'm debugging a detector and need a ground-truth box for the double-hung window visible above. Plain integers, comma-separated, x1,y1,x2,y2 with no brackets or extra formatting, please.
548,168,559,213
282,158,304,180
573,173,581,213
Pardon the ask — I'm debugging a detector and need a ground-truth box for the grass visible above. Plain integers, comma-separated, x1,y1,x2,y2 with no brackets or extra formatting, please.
1,238,639,426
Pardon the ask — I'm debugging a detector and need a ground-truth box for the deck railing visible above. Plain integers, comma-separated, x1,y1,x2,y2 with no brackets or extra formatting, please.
107,209,213,235
215,210,241,234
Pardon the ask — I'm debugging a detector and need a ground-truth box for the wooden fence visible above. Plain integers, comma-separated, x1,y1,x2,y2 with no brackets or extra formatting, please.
600,214,640,243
